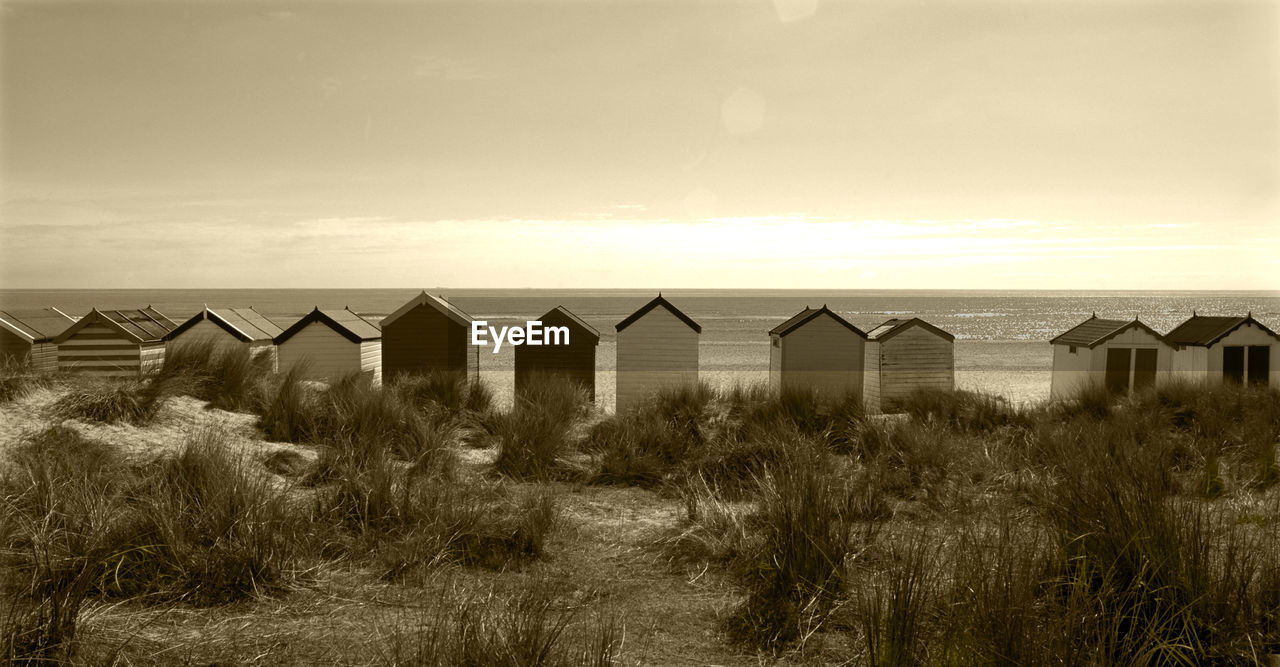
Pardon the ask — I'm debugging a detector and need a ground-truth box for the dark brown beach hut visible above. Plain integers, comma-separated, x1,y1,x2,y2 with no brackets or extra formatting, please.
514,306,600,401
380,292,479,380
0,308,76,373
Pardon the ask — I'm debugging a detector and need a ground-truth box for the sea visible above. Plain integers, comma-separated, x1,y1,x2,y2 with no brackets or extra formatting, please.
4,289,1277,412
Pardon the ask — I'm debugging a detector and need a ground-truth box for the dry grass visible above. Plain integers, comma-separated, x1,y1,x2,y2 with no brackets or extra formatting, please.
3,374,1280,664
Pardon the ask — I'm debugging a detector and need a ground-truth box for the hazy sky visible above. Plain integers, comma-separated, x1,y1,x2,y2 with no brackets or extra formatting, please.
2,0,1276,289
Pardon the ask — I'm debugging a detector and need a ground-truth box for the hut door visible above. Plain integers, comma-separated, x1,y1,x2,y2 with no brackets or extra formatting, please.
1133,349,1157,390
1223,346,1245,384
1105,348,1131,394
1248,346,1270,386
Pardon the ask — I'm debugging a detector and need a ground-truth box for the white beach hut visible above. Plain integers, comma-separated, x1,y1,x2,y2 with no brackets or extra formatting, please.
164,307,282,371
1048,315,1173,399
274,307,383,384
614,295,701,413
863,318,955,413
1166,313,1278,387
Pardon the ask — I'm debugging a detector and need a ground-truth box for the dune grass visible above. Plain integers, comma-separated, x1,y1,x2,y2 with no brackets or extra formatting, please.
7,366,1280,663
0,361,54,405
382,578,624,666
312,442,559,578
491,373,591,480
726,442,858,649
588,382,868,492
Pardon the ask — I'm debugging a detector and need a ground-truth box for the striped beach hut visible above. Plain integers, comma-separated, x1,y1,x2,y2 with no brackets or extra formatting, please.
768,305,866,398
514,306,600,401
0,308,76,373
52,307,177,377
615,294,701,413
274,307,383,384
1166,313,1278,387
1049,315,1173,399
863,318,955,413
380,292,479,381
164,307,283,371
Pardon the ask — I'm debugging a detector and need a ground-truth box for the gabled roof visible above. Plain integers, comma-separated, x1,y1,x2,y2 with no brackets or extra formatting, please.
381,291,475,329
1050,316,1167,349
1050,316,1131,347
0,308,76,343
274,307,382,345
540,305,600,344
866,317,955,343
1165,314,1280,347
53,307,176,345
768,305,866,339
615,295,701,334
164,307,283,343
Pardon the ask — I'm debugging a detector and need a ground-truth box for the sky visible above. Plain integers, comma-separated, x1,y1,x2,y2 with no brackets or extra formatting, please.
1,0,1277,289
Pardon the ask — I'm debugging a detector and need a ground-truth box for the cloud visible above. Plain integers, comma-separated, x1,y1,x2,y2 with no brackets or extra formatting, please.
2,212,1277,289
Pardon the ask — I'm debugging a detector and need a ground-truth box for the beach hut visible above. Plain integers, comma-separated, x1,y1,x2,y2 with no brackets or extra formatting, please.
514,306,600,401
274,308,383,384
52,307,177,377
768,305,866,398
863,318,955,413
163,307,283,371
0,308,76,373
380,292,479,381
1166,313,1279,387
615,294,701,413
1049,315,1173,399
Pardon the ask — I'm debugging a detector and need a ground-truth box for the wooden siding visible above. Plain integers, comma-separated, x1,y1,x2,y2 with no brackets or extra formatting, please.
171,319,279,373
170,318,241,346
863,341,881,413
1084,327,1172,395
139,342,165,375
382,304,473,380
1,328,32,367
876,327,954,412
277,321,363,382
248,341,278,373
1171,323,1279,386
1052,324,1176,400
360,340,383,385
616,307,698,412
30,342,59,374
58,323,147,377
777,315,864,398
768,335,782,389
1,330,60,375
1049,344,1096,400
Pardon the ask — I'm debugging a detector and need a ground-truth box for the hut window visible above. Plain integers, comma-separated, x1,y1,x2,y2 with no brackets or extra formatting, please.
771,337,779,348
1069,346,1077,354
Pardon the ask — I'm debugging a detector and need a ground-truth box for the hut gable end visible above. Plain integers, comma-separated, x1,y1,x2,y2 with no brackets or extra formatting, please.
381,292,475,330
615,295,701,334
166,307,282,343
54,308,175,345
382,299,470,377
769,306,866,339
274,308,381,346
1167,315,1280,348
